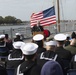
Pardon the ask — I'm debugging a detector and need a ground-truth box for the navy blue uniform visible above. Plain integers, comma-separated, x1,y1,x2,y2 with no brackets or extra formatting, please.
6,49,24,69
15,61,41,75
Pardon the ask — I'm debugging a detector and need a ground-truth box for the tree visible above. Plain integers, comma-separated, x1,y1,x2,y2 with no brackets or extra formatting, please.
16,19,22,24
4,16,17,24
0,16,4,24
0,15,23,25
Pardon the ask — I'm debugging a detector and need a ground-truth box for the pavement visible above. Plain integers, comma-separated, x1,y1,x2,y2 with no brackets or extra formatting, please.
24,38,32,43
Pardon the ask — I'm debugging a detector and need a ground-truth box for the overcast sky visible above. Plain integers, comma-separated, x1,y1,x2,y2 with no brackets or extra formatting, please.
0,0,76,21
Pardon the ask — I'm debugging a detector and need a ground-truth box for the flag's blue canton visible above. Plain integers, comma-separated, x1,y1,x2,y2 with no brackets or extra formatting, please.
43,6,55,18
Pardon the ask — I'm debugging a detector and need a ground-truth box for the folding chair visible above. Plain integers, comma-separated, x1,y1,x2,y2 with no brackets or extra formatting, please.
6,68,15,75
67,69,76,75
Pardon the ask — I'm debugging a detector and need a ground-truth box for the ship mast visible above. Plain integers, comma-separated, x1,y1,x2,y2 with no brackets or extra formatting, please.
57,0,60,33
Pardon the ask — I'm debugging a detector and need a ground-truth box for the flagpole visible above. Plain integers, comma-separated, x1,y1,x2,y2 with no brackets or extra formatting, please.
57,0,60,33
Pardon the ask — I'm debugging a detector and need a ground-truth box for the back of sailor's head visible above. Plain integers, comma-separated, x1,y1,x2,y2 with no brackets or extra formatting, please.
33,34,44,47
0,34,5,41
15,33,21,36
54,33,66,46
54,33,66,41
13,41,25,50
45,40,57,50
20,42,38,55
33,34,44,41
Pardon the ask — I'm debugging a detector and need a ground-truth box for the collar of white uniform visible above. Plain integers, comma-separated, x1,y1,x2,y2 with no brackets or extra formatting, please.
40,52,58,61
8,54,24,60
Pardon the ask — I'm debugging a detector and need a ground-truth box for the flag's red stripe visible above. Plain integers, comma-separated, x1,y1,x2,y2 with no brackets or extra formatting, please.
41,22,56,26
41,19,56,24
40,15,56,21
32,12,43,18
41,21,56,26
31,17,56,23
31,17,56,26
31,15,56,22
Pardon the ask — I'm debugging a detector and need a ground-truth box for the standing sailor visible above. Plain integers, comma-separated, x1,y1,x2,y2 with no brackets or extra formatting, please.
54,33,72,61
6,41,25,69
33,34,46,54
14,33,23,42
37,40,64,74
37,40,57,67
54,33,72,75
15,43,41,75
0,34,9,57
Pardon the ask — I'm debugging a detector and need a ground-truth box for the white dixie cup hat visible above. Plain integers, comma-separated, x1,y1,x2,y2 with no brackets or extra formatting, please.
20,43,38,55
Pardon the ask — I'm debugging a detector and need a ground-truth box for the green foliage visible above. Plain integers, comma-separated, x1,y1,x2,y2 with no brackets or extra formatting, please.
4,16,16,24
0,16,4,24
0,15,23,25
16,19,22,24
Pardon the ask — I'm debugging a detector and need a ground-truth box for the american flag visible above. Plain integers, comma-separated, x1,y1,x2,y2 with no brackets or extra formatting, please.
30,6,56,27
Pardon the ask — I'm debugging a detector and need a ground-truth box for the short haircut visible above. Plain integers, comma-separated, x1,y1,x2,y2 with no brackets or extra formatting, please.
24,53,36,60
